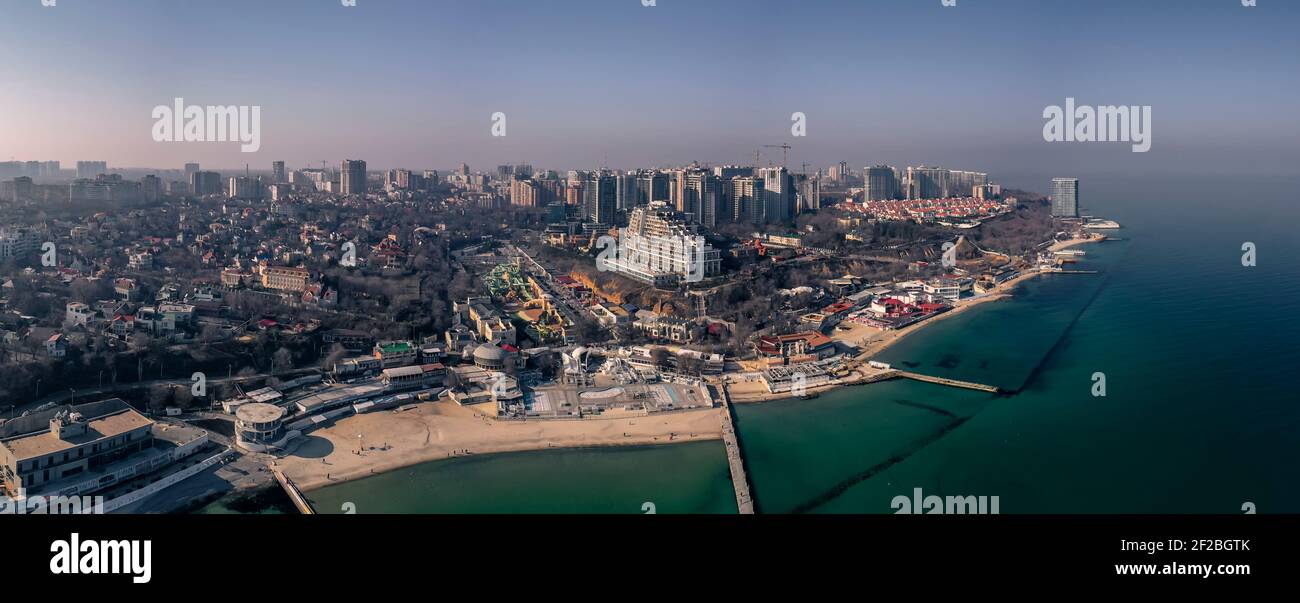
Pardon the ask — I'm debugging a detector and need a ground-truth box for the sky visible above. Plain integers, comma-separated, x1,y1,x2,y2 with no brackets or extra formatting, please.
1,0,1298,185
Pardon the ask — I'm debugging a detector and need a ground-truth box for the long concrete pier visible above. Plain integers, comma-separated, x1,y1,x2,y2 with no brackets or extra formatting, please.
272,468,316,515
891,370,1001,394
717,383,756,514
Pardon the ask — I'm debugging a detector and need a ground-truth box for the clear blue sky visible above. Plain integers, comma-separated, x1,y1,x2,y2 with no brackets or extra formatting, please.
1,0,1297,182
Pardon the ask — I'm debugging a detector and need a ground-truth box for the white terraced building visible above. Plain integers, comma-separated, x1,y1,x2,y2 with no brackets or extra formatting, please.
604,203,721,286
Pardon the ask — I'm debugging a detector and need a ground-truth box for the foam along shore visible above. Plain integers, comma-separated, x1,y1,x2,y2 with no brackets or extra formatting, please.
276,400,723,492
726,234,1107,404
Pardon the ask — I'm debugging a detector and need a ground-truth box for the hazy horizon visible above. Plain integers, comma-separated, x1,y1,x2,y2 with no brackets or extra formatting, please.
3,0,1298,178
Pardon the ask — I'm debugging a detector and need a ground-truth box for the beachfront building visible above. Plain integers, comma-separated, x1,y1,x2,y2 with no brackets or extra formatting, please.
381,364,447,392
762,363,834,394
755,332,837,366
234,403,291,452
0,399,208,498
923,277,972,302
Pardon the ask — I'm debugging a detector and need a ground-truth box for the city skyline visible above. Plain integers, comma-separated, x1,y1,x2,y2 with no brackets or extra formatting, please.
2,0,1298,177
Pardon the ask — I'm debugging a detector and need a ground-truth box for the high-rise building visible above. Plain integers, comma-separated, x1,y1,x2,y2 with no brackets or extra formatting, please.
637,171,669,206
190,171,223,196
228,176,261,199
76,161,108,179
797,173,821,212
385,169,414,191
906,166,949,200
1052,178,1080,217
713,165,752,180
864,165,899,201
615,173,639,212
760,167,795,223
684,171,721,228
272,161,286,183
140,175,162,201
9,177,33,201
583,172,617,225
725,176,761,224
949,170,989,197
341,160,367,195
510,177,539,207
184,163,201,177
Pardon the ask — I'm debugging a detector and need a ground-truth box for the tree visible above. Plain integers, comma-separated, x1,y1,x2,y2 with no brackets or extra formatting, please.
323,343,348,369
147,384,173,414
273,347,294,373
651,347,671,369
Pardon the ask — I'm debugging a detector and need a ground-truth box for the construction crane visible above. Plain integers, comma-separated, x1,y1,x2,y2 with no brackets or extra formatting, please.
763,144,792,169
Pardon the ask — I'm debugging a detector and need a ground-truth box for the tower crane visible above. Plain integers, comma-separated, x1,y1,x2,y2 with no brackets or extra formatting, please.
763,144,792,169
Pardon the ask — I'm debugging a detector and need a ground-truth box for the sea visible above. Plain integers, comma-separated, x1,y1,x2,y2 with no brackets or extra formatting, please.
199,173,1300,514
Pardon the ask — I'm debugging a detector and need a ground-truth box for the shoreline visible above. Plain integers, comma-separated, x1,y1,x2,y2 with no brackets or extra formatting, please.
276,235,1105,492
277,401,723,492
727,234,1106,404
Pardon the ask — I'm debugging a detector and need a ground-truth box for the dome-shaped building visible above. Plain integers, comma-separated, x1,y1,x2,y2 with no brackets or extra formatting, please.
472,344,506,370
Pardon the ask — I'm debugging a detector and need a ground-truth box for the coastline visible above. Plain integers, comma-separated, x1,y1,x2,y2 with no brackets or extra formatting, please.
277,235,1104,492
726,234,1105,404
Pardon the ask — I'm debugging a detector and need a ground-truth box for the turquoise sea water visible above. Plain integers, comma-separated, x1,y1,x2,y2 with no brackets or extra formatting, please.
201,174,1300,514
303,441,737,514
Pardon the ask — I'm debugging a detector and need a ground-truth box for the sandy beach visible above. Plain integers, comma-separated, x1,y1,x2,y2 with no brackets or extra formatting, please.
726,234,1106,404
276,234,1104,489
277,401,723,491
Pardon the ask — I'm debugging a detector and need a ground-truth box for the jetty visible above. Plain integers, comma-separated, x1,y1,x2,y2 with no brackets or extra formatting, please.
890,370,1001,394
717,383,756,514
272,468,316,515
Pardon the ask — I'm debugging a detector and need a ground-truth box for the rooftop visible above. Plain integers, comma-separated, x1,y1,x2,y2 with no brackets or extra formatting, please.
2,405,153,462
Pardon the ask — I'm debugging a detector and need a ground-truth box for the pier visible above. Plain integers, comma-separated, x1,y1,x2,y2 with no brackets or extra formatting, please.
891,370,1001,394
717,383,756,514
272,468,316,515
